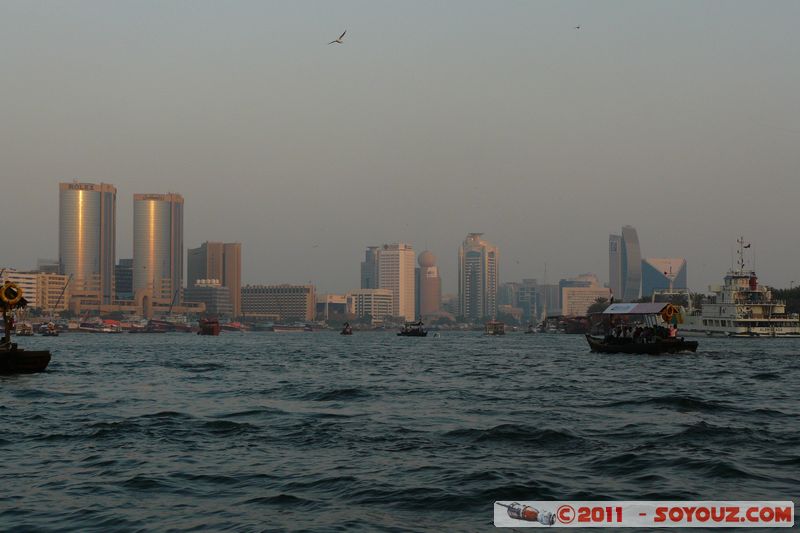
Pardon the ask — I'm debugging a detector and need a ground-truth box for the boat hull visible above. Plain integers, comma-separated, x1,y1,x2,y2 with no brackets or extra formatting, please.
585,335,698,355
0,348,52,374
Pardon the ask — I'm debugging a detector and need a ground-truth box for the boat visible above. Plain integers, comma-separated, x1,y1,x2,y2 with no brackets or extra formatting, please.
398,320,427,337
586,302,698,355
585,334,697,354
485,320,506,336
78,318,122,333
270,323,322,332
524,324,536,334
15,322,34,336
39,322,59,336
1,281,51,373
198,317,221,336
148,318,193,333
221,321,247,332
340,322,353,335
1,344,52,374
682,237,800,337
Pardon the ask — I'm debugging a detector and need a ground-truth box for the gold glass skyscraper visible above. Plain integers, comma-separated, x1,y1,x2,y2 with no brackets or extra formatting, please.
58,181,116,305
133,193,184,301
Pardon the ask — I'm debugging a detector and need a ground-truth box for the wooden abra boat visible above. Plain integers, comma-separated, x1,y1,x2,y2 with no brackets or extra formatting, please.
198,317,221,336
398,320,427,337
1,281,51,373
1,345,51,374
587,302,699,355
585,334,698,354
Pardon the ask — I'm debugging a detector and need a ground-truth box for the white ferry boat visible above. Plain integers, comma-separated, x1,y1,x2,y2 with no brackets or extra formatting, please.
682,238,800,337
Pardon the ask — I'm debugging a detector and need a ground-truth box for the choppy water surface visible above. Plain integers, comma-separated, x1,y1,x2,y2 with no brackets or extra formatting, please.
1,333,798,531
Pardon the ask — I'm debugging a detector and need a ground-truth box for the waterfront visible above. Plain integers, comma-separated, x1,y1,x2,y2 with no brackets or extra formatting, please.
2,333,798,531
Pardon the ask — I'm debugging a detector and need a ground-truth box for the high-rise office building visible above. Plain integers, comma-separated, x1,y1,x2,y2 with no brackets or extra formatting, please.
36,259,60,274
360,246,380,289
608,234,622,299
536,284,561,319
621,226,642,301
59,181,116,305
459,233,498,321
641,258,688,297
608,225,642,301
187,242,242,317
417,250,441,317
377,243,416,320
133,193,184,301
115,258,134,300
517,279,539,322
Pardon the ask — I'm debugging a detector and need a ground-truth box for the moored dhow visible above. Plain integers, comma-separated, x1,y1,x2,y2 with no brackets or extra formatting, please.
682,238,800,337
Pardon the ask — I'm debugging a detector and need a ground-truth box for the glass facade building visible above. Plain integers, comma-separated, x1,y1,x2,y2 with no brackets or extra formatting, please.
58,182,116,304
133,193,184,301
641,258,687,297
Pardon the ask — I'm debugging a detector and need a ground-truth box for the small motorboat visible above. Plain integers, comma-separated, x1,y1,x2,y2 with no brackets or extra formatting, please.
340,322,353,335
398,320,427,337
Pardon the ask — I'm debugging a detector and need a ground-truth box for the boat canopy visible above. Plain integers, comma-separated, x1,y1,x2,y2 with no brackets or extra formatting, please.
602,302,683,323
603,303,670,315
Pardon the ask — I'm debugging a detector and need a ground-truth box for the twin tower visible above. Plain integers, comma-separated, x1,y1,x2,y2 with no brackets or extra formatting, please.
59,182,183,307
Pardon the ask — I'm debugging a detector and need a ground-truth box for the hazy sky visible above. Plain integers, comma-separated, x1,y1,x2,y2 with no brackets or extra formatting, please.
2,1,799,293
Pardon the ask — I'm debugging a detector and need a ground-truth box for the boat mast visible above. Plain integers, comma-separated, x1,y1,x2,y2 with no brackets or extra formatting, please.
167,289,179,316
51,274,72,320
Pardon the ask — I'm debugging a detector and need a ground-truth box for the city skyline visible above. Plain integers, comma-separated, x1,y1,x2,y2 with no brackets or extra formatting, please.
3,2,799,292
7,179,794,297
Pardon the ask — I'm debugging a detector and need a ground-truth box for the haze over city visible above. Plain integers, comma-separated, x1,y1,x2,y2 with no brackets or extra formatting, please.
2,1,799,292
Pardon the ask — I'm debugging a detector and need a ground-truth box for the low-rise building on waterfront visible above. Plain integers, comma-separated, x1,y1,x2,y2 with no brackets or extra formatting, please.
241,284,316,322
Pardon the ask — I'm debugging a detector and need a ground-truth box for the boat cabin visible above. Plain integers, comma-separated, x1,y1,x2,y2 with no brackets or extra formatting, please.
484,320,506,335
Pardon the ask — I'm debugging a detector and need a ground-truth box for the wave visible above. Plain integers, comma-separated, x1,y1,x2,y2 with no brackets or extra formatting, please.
751,372,781,380
302,387,370,401
120,474,171,490
444,424,586,447
200,420,259,436
214,407,285,418
239,494,313,506
599,395,731,412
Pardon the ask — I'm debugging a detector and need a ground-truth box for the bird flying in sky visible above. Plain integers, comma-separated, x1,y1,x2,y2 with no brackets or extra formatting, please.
575,26,581,29
329,30,346,44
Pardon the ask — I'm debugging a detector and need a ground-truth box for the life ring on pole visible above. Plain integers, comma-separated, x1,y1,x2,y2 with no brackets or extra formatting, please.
0,282,23,307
